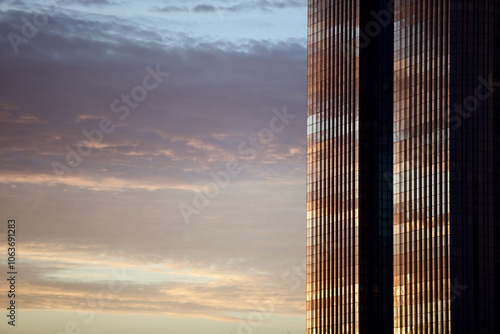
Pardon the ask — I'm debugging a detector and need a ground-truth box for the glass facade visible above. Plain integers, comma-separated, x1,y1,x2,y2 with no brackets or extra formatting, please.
393,1,452,332
394,1,500,333
448,1,499,333
308,1,499,333
307,1,393,333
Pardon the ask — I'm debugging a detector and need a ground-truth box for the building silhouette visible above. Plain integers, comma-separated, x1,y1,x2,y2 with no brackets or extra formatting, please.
306,1,500,333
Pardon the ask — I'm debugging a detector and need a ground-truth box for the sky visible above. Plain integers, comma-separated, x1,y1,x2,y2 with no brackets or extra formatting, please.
0,0,307,333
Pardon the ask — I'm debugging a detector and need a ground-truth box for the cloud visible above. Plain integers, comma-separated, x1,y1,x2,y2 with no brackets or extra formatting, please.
0,110,44,124
150,1,306,14
2,178,306,319
56,0,116,6
0,6,306,323
0,9,306,190
193,4,217,13
150,5,189,13
15,240,305,319
223,0,306,12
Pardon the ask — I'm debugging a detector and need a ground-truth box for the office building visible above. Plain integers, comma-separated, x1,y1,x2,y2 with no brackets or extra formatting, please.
307,1,499,333
307,1,394,333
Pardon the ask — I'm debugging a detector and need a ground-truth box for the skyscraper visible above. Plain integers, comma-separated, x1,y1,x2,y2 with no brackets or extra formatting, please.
307,1,500,333
393,1,500,333
307,1,394,333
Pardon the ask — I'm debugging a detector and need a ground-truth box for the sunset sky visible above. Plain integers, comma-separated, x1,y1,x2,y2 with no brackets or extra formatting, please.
0,0,307,333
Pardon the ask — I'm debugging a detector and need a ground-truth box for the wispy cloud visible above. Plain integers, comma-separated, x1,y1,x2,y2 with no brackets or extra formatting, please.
193,4,217,13
0,9,306,191
0,3,306,331
150,5,189,13
150,0,306,14
56,0,117,6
